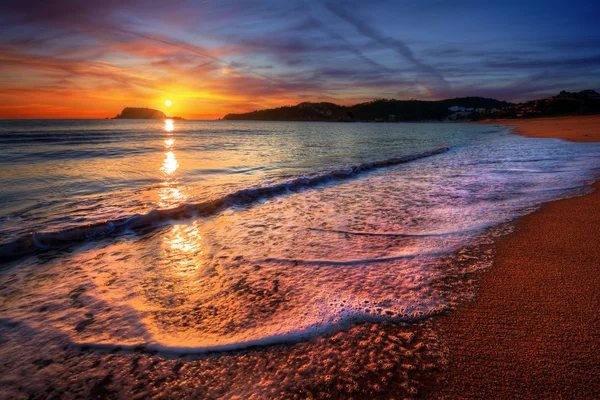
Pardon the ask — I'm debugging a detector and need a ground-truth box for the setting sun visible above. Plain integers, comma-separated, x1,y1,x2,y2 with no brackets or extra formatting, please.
165,99,172,107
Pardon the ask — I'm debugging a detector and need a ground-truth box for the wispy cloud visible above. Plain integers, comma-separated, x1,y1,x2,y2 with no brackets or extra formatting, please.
0,0,599,118
322,1,450,94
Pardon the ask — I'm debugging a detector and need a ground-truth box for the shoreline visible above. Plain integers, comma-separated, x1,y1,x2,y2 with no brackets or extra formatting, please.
425,116,600,398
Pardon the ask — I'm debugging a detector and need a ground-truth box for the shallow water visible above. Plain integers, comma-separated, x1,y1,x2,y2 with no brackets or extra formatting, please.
0,120,464,241
1,120,599,397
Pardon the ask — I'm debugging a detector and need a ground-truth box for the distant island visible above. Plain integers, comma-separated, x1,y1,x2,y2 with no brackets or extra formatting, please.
113,107,184,120
222,90,600,122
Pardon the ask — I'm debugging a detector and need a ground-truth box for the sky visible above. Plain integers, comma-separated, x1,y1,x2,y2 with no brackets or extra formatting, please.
0,0,599,119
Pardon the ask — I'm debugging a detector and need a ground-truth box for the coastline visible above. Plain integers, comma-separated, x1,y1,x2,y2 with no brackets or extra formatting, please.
425,116,600,398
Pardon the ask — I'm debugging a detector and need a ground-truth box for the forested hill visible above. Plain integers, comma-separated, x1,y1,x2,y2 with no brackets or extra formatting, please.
222,97,514,122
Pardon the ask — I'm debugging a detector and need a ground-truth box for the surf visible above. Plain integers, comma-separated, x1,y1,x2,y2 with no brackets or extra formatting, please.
0,147,449,260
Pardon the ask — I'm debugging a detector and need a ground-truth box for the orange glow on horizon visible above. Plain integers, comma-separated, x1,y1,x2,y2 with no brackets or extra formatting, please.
0,53,359,120
0,63,363,120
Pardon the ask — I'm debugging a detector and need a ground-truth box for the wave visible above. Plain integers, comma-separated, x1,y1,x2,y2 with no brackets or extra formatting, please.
74,306,438,355
0,147,449,260
4,301,442,356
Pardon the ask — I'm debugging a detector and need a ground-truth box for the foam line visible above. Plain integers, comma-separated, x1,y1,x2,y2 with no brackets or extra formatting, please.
72,309,437,355
301,226,476,237
262,251,448,266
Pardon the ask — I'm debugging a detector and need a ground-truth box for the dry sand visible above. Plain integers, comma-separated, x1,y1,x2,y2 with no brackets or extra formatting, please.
483,114,600,142
425,116,600,399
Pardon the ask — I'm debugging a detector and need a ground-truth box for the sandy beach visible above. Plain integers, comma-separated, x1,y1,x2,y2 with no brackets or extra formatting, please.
483,115,600,142
426,116,600,398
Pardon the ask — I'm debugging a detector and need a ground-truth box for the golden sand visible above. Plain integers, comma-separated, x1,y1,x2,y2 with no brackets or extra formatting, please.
426,116,600,398
484,114,600,142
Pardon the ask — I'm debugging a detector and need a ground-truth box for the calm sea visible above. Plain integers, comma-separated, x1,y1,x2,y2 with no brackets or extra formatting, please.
0,119,599,397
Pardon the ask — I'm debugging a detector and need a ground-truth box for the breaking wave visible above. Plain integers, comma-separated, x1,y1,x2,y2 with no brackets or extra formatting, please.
0,147,449,259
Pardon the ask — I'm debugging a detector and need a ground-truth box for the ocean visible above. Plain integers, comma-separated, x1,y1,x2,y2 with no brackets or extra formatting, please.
1,119,599,397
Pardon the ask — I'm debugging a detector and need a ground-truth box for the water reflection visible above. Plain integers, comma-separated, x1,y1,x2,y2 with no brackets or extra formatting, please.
165,119,174,132
161,151,179,175
159,119,205,277
158,119,185,208
163,222,204,276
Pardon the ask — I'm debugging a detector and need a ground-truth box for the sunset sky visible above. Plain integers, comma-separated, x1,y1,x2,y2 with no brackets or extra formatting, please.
1,0,599,119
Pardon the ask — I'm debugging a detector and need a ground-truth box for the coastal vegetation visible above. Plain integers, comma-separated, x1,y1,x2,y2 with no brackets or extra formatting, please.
223,97,512,122
223,90,600,122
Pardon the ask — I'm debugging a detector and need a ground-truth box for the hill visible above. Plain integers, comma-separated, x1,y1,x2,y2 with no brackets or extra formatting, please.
511,90,600,117
114,107,167,119
222,97,514,122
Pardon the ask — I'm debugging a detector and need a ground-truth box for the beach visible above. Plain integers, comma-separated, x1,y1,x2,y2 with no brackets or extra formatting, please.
425,116,600,398
1,118,599,398
483,115,600,142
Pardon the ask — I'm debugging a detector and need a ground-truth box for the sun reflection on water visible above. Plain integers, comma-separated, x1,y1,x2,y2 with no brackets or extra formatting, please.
165,119,174,132
161,120,179,175
162,222,205,277
158,119,186,208
157,119,205,278
161,151,179,175
169,224,203,254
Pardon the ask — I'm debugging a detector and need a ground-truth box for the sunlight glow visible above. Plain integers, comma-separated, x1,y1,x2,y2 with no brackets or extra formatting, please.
165,99,172,107
162,222,204,277
169,224,203,254
157,134,187,209
165,119,174,132
161,151,179,175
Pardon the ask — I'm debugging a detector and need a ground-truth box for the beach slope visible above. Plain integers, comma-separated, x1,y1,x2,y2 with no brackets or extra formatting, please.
427,116,600,399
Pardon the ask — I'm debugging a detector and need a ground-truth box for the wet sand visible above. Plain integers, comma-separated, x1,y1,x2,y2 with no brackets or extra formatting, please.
427,116,600,398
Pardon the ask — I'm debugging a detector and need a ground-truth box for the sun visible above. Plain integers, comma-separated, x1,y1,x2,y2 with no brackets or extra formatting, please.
165,99,172,107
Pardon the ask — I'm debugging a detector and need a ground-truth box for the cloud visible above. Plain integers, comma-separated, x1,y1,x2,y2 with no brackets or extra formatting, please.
0,0,599,118
298,14,399,74
322,0,449,93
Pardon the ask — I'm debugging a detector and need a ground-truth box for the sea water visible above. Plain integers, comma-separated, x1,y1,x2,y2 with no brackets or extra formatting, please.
0,120,599,397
